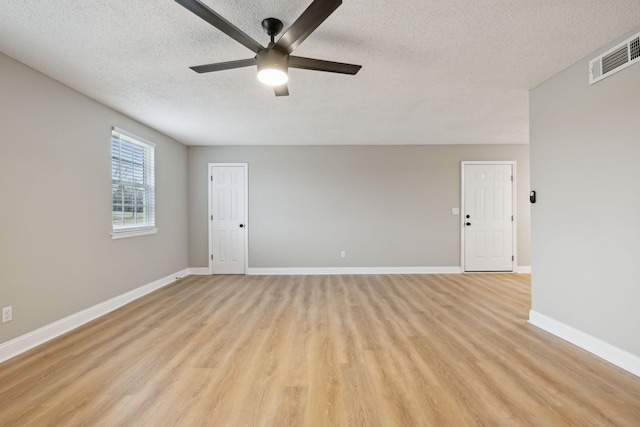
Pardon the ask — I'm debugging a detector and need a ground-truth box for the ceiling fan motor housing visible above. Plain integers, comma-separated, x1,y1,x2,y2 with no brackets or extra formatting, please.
257,48,289,75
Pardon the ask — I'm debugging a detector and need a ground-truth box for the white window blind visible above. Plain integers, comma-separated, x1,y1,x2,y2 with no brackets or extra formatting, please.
111,127,156,237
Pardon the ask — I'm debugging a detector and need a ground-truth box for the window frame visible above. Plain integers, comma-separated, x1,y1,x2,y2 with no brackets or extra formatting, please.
111,127,157,239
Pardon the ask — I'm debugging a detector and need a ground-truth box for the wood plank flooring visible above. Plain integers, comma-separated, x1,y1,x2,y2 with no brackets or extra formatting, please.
1,274,639,426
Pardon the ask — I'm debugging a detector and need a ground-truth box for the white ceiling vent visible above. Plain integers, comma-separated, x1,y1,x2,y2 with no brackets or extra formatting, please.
589,32,640,85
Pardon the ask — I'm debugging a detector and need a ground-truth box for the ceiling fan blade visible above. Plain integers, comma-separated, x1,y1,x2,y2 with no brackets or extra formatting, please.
275,0,342,54
190,58,257,73
274,84,289,97
288,56,361,74
176,0,264,53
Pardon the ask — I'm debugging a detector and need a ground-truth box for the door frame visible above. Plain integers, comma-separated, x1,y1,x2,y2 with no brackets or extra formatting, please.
460,161,517,273
208,163,249,275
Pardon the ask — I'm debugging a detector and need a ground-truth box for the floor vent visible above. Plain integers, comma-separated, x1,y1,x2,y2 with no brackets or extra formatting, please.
589,32,640,85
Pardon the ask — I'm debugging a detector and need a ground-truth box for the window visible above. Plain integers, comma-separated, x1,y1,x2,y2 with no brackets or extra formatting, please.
111,127,156,238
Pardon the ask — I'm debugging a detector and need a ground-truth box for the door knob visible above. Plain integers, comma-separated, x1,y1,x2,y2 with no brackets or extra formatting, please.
466,215,470,219
239,224,244,228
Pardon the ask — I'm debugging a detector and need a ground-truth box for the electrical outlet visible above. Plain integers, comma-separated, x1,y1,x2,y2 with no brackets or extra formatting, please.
340,250,346,258
2,306,12,323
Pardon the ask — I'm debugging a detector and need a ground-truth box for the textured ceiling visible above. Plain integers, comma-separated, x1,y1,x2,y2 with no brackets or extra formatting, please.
1,1,639,146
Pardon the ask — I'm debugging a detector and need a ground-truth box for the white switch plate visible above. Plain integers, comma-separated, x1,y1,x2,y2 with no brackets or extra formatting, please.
2,306,12,323
452,208,460,215
340,250,346,258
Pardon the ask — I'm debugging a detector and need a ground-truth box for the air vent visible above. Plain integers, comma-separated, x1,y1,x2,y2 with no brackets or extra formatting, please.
589,31,640,85
631,37,640,61
601,46,628,74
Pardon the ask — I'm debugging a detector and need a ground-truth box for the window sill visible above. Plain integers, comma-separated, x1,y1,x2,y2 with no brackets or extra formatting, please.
111,228,158,240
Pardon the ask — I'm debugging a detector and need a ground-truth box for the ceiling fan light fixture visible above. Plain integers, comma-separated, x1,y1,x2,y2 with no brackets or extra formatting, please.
257,68,288,86
256,49,288,86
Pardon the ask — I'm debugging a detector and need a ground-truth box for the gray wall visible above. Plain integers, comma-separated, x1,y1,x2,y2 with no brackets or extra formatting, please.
530,28,640,356
0,53,188,344
188,145,530,269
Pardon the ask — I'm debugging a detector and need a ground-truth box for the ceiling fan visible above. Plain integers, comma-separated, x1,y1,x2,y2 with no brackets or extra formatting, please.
176,0,362,96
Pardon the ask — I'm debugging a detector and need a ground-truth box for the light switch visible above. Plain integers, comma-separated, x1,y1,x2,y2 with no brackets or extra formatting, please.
452,208,460,215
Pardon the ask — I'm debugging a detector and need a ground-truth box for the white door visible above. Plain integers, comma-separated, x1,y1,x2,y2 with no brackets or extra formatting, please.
210,165,247,274
463,163,514,272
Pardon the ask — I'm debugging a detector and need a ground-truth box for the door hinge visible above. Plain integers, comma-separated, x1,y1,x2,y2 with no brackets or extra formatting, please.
211,215,213,220
512,255,514,261
210,176,213,181
211,254,213,260
511,215,514,221
511,175,513,181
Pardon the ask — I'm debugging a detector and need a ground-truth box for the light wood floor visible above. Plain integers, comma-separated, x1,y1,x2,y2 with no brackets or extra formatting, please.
1,274,639,426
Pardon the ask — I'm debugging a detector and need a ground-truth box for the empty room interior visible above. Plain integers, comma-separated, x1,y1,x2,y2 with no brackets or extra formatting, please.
1,1,640,425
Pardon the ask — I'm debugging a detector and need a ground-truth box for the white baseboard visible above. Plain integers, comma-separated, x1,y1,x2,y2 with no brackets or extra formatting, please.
529,310,640,378
516,266,532,273
188,267,210,275
246,266,463,275
0,268,189,364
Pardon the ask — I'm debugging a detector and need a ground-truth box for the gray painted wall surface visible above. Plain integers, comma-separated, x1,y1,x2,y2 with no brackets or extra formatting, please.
530,28,640,356
188,145,530,269
0,53,189,344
